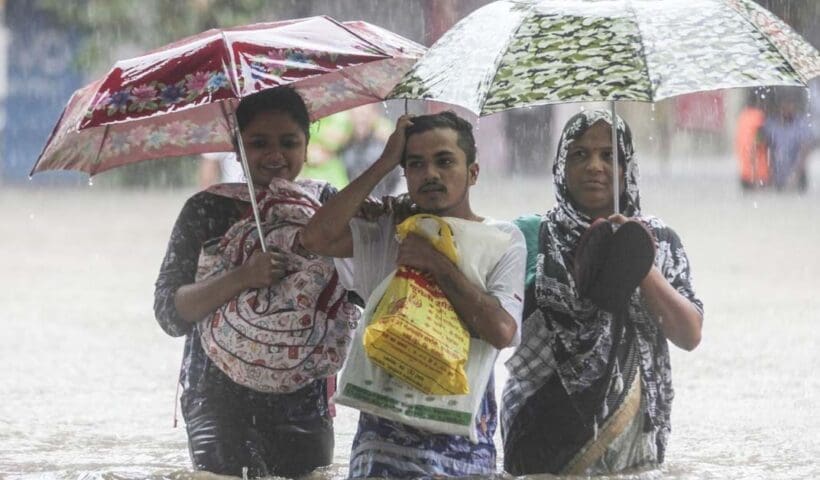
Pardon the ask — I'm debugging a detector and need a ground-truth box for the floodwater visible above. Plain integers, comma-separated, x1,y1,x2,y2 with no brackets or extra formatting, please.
2,153,819,480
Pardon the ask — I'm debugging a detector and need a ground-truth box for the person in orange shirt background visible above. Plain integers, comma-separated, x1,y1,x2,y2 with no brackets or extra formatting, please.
735,89,770,190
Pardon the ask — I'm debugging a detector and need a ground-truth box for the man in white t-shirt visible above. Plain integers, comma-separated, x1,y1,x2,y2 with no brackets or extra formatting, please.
302,111,525,478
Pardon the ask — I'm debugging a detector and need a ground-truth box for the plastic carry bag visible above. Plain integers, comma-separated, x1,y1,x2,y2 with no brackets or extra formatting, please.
335,215,510,441
364,215,470,395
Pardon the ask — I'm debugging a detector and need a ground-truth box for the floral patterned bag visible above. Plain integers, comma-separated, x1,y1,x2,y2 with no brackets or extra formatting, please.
196,178,359,393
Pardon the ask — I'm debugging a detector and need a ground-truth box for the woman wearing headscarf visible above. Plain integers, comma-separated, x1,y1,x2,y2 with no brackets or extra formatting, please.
501,110,703,475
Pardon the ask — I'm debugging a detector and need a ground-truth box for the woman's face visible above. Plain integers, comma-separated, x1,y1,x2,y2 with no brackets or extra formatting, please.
565,120,625,219
238,110,307,186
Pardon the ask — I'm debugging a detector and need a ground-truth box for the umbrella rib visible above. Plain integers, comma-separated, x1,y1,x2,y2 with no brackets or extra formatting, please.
219,100,236,137
221,31,242,97
624,0,656,103
90,124,111,177
327,16,390,57
30,94,77,177
723,0,813,85
478,1,536,115
336,69,383,110
220,101,269,254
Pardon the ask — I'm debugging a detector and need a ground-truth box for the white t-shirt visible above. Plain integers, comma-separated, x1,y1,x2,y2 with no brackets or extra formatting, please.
334,213,526,347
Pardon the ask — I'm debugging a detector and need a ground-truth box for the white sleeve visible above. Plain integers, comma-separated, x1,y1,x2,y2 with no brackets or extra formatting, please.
333,255,357,292
485,223,527,347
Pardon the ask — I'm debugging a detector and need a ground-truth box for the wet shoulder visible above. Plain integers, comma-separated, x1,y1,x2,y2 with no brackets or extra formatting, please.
483,217,524,239
512,214,542,243
183,189,241,212
482,217,527,256
295,178,337,204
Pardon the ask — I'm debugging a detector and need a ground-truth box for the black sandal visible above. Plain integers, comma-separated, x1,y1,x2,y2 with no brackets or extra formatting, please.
576,220,655,313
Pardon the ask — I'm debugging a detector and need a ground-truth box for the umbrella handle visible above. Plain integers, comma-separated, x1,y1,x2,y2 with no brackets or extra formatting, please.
232,110,268,253
611,101,619,215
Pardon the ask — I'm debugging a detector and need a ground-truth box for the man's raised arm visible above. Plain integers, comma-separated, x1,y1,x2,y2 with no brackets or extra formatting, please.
301,115,412,258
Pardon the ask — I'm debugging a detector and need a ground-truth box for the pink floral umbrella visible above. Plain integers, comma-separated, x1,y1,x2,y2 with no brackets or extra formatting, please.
31,16,425,177
31,16,424,251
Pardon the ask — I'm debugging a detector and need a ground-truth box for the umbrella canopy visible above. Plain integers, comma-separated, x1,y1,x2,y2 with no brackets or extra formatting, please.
31,16,425,176
389,0,820,115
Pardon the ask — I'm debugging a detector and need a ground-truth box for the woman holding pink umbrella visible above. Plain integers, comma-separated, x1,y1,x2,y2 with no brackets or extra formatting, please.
154,87,338,478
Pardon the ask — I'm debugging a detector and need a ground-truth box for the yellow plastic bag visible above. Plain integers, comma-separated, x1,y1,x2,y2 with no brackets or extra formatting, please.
363,214,470,395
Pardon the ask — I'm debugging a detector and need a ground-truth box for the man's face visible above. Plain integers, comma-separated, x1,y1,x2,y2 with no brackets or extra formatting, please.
565,120,625,219
403,128,478,218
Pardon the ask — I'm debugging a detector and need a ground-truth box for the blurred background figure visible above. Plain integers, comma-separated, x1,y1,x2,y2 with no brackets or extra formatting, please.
338,103,400,197
197,152,243,188
303,112,351,189
810,80,820,137
674,91,727,158
299,104,401,196
762,89,815,192
735,89,770,190
504,107,551,175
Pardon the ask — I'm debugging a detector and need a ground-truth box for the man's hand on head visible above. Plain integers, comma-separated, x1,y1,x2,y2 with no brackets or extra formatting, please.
379,114,414,168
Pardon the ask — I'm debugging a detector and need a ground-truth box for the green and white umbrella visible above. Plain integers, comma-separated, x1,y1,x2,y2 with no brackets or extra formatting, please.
391,0,820,113
389,0,820,209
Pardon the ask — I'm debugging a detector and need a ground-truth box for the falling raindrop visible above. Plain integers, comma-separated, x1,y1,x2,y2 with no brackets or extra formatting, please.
29,213,35,220
651,104,656,112
753,201,758,209
88,177,94,187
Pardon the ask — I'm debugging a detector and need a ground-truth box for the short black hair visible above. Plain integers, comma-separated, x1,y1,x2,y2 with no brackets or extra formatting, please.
235,87,310,141
402,111,476,167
